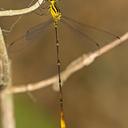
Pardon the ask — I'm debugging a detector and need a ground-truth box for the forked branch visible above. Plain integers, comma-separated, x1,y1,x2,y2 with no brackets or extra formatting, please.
4,32,128,94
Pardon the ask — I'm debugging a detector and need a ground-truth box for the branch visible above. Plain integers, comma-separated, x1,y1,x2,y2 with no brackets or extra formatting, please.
4,32,128,94
0,0,44,17
0,28,15,128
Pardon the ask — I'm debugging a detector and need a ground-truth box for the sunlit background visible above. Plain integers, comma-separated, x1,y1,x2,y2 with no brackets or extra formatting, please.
0,0,128,128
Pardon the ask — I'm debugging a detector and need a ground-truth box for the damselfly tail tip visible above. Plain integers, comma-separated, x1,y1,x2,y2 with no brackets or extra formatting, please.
60,111,66,128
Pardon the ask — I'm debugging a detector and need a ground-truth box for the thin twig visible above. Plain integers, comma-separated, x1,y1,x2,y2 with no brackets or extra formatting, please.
4,32,128,94
0,0,44,17
0,28,15,128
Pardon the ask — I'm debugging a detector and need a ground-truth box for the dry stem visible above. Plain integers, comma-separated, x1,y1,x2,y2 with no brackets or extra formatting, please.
0,0,44,17
0,28,15,128
4,32,128,94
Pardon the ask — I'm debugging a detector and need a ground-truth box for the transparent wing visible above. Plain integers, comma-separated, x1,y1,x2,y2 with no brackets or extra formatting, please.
63,15,120,39
9,19,52,46
7,19,52,55
62,16,120,48
61,18,100,47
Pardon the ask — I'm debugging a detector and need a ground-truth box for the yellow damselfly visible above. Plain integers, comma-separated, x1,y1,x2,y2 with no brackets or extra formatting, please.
6,0,120,128
48,0,66,128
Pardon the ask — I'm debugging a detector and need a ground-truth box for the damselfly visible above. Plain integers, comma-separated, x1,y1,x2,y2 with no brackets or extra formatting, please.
6,0,120,128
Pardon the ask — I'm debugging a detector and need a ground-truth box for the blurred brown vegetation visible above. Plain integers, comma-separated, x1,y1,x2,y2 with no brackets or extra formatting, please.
0,0,128,128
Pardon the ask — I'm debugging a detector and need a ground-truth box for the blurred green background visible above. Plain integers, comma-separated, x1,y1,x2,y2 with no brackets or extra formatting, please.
0,0,128,128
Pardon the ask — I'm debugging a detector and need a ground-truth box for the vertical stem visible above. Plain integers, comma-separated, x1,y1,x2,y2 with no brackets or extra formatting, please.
0,28,16,128
0,92,15,128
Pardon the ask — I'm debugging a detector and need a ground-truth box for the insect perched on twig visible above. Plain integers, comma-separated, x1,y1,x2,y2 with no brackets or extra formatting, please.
6,0,120,128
